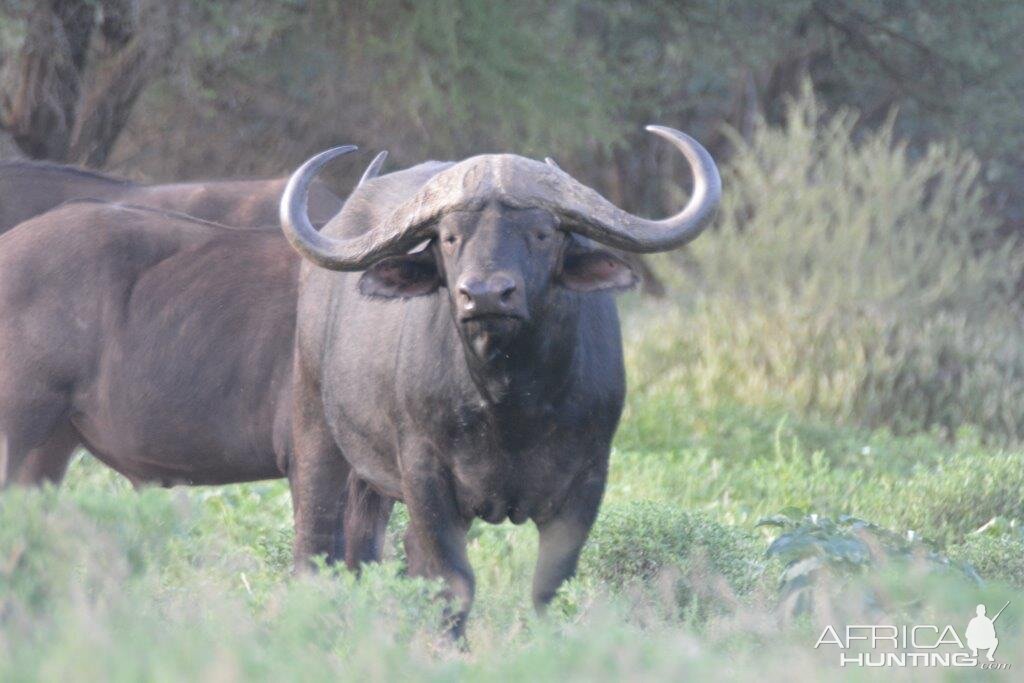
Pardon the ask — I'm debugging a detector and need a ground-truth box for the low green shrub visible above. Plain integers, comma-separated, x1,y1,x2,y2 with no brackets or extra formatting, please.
577,501,765,606
950,533,1024,589
609,408,1024,550
0,486,185,614
758,510,980,616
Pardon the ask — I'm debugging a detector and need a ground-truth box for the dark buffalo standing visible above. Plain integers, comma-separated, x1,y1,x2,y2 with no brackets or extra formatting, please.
0,196,387,560
0,153,391,490
0,202,298,488
0,158,362,233
280,127,720,636
0,155,389,491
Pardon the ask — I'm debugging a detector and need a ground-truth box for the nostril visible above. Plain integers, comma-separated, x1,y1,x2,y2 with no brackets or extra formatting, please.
491,275,517,304
457,282,477,308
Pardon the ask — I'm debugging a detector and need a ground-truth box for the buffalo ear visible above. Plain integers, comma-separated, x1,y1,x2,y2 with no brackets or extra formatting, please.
558,247,638,292
358,250,441,299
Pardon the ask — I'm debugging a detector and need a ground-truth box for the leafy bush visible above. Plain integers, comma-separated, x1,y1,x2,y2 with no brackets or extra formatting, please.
950,532,1024,589
630,87,1024,443
0,481,449,681
578,501,764,605
757,510,979,615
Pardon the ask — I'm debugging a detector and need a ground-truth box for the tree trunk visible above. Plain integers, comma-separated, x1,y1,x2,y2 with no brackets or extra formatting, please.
0,0,95,159
0,0,178,166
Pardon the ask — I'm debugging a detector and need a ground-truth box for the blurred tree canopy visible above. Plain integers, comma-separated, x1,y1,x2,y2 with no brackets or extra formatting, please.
0,0,1021,222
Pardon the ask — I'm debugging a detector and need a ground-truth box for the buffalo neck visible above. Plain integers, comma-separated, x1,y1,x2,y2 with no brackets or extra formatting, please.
455,301,580,415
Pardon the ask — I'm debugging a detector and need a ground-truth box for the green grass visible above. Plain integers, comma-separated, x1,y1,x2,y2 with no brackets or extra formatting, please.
611,391,1024,545
2,392,1022,681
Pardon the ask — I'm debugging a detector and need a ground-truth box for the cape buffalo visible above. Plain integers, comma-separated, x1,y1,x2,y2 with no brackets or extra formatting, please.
0,156,389,491
0,197,385,562
0,157,366,233
0,202,298,488
280,126,720,636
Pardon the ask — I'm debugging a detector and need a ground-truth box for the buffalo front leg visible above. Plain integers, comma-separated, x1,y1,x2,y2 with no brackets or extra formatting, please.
289,363,350,570
532,464,607,611
402,456,474,639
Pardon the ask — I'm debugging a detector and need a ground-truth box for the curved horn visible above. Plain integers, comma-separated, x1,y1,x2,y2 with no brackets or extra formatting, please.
280,146,434,271
544,157,561,171
281,127,719,271
551,126,721,252
358,150,389,186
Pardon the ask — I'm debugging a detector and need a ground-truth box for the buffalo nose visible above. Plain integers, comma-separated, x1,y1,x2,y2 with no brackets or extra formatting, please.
457,273,520,317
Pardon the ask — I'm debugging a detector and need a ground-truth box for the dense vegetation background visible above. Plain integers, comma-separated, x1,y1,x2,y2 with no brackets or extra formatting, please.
2,1,1023,220
1,1,1023,680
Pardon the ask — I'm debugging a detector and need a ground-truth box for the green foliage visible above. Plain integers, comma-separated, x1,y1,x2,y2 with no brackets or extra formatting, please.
340,0,613,158
802,0,1024,175
758,511,979,613
0,474,448,681
571,0,1024,163
950,534,1024,590
5,0,1024,229
2,385,1024,680
579,501,763,596
947,517,1024,590
124,0,617,180
611,393,1024,547
2,447,1021,680
883,448,1024,544
0,4,1022,679
70,0,1021,233
631,88,1024,443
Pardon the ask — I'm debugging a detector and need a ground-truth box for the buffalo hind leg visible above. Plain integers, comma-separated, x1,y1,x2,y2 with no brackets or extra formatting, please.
0,396,79,489
8,428,78,487
343,474,394,571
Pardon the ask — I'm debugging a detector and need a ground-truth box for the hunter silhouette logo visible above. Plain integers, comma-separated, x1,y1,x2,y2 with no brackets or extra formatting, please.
966,602,1008,662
